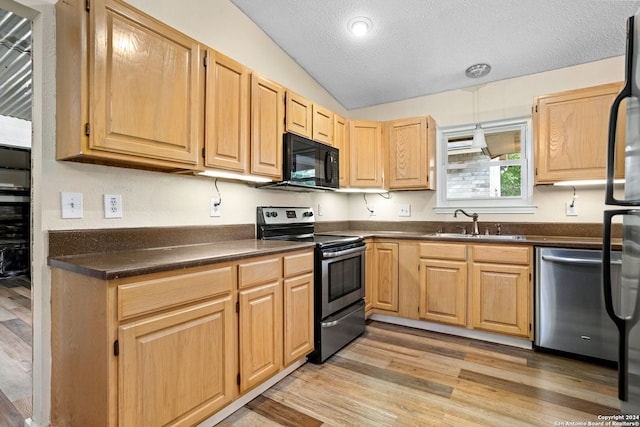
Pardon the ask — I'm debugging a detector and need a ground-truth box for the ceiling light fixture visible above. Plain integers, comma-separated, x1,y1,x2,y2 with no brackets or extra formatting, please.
465,63,492,79
348,17,373,37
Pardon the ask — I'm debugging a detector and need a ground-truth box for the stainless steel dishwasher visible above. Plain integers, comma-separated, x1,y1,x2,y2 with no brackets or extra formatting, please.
535,247,621,362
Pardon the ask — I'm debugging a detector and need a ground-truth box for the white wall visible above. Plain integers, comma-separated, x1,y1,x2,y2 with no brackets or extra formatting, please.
348,57,625,224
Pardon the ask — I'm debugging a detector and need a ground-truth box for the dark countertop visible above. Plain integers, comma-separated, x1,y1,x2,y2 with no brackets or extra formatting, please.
324,230,617,250
47,239,316,280
47,227,619,281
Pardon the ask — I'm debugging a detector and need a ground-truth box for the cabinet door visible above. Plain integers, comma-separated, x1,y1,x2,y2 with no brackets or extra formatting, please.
89,0,202,167
334,114,350,188
313,104,334,145
349,120,384,188
364,242,373,312
283,273,314,366
238,281,283,392
388,116,435,190
204,50,249,172
471,263,531,338
534,82,624,184
419,259,467,326
372,243,399,312
285,90,313,138
118,297,235,427
251,73,284,179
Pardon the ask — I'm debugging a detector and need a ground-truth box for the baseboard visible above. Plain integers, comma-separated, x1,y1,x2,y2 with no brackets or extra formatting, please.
369,314,533,349
196,358,307,426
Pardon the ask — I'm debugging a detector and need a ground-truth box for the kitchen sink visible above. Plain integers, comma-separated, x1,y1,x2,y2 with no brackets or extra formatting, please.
428,232,526,240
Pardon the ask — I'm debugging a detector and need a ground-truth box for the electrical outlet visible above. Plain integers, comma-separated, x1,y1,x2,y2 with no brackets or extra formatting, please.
368,204,376,216
566,200,578,216
104,194,123,218
211,198,221,217
61,192,83,219
398,204,411,217
317,203,324,216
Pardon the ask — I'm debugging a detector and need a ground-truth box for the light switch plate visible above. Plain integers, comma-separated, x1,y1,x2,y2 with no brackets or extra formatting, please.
61,192,83,219
398,204,411,217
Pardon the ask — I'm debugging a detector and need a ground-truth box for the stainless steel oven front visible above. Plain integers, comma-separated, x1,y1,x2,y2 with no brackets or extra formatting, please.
319,242,366,319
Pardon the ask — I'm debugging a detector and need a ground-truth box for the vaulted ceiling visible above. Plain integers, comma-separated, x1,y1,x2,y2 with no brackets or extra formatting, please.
230,0,640,110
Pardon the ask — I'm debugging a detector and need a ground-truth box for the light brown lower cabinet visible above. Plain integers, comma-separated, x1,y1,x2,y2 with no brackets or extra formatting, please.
371,242,399,312
367,239,532,340
238,281,283,392
51,248,314,427
418,242,467,326
470,245,532,338
119,297,235,427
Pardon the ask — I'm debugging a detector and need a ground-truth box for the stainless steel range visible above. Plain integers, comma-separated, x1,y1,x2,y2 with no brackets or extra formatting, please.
257,206,366,363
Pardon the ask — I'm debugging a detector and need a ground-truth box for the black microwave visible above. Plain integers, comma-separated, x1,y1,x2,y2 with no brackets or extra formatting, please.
282,132,339,190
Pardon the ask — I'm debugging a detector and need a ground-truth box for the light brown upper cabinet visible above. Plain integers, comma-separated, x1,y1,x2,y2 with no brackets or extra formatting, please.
312,104,334,145
285,90,313,139
251,73,285,179
333,114,350,188
387,116,436,190
349,120,384,188
56,0,202,170
285,90,335,146
204,50,250,173
534,82,625,184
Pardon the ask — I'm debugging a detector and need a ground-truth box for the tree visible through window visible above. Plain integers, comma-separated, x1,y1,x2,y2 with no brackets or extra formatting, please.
438,118,532,211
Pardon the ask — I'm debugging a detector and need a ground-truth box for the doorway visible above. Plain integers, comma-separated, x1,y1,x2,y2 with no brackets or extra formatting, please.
0,4,32,426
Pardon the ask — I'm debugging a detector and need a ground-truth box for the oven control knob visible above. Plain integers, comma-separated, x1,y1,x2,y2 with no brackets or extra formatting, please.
303,211,313,217
271,211,278,217
265,212,271,218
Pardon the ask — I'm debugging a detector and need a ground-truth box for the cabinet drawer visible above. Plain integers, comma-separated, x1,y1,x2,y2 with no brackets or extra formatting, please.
283,251,314,277
118,265,235,321
420,243,466,261
471,245,530,265
238,256,282,288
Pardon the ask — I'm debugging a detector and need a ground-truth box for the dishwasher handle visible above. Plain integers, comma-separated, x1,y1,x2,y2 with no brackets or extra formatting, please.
541,254,622,266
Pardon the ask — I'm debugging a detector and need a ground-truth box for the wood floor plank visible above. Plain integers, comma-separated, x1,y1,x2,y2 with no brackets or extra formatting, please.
245,395,323,427
0,387,25,427
459,369,618,416
1,318,31,345
364,328,467,360
216,406,283,427
331,355,453,398
0,279,31,424
0,323,31,372
218,320,623,426
11,395,32,420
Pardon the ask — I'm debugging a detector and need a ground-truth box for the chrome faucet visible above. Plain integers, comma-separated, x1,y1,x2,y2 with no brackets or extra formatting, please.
453,209,479,235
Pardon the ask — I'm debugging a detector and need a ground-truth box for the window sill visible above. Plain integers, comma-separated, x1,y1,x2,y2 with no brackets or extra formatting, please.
434,205,538,214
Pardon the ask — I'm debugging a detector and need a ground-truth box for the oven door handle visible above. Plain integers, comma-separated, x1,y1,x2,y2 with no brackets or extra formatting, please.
321,303,363,328
322,246,365,258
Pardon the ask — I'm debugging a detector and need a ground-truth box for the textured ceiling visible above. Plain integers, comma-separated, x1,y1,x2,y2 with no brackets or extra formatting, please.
0,8,31,121
230,0,640,110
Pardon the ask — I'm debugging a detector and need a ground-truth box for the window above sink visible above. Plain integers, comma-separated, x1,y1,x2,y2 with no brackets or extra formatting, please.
435,117,536,214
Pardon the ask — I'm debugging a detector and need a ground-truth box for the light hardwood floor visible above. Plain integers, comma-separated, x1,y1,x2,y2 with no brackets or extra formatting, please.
222,320,620,427
0,276,31,427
